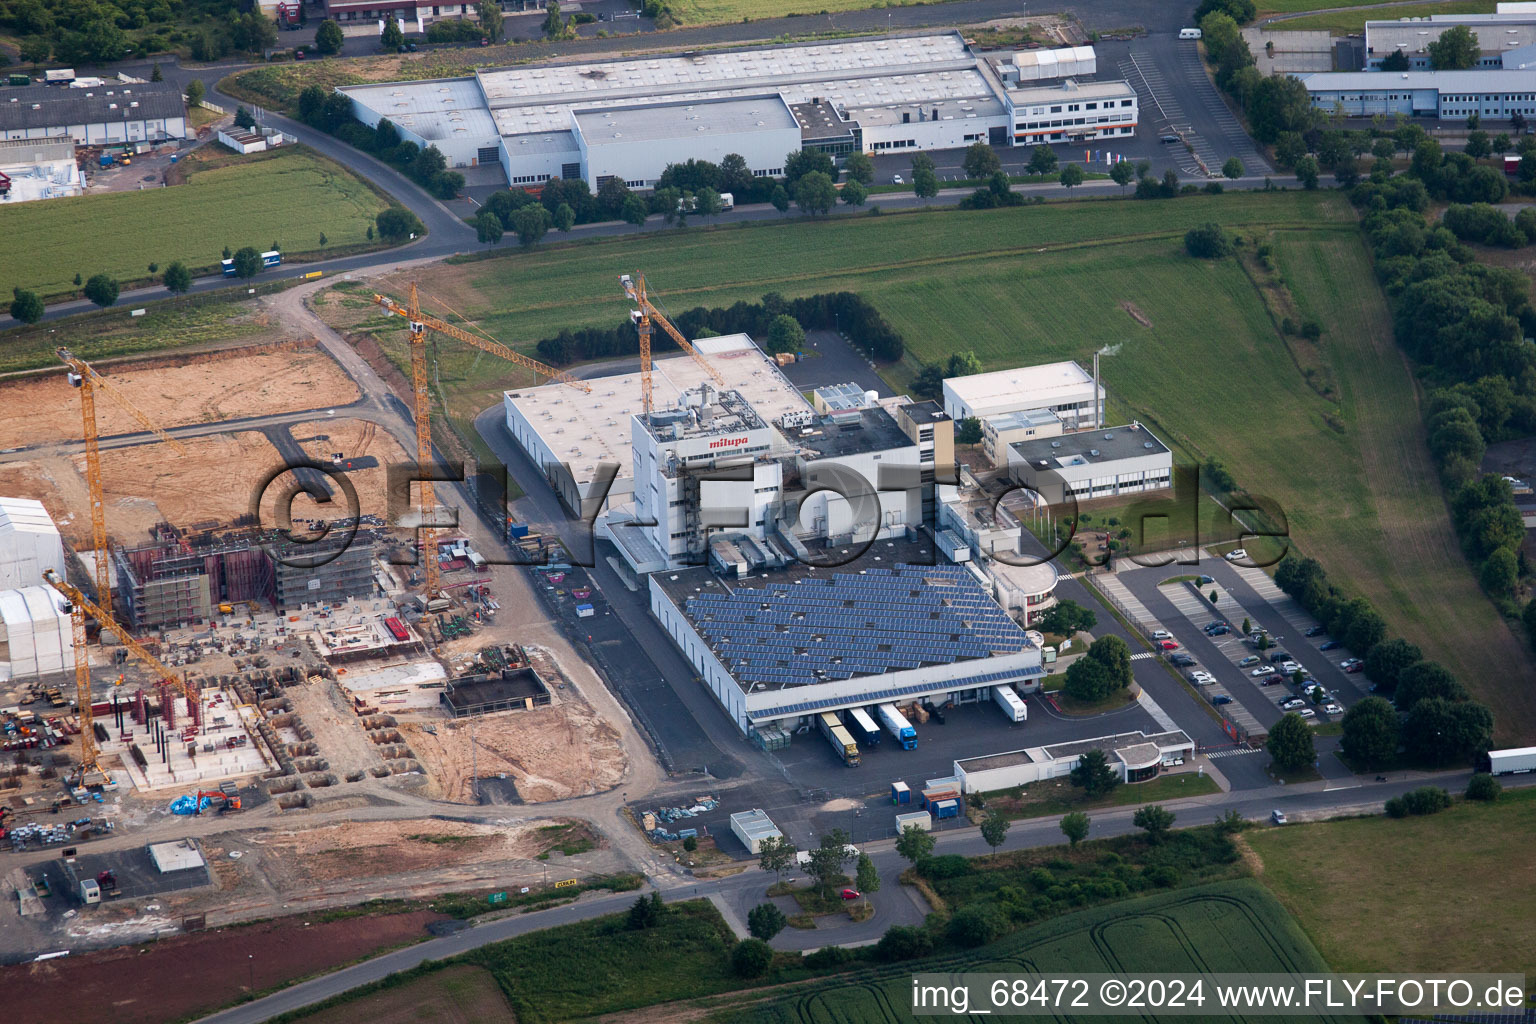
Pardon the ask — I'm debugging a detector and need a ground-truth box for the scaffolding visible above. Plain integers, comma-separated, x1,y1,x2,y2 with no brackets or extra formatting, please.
113,535,277,630
272,533,378,610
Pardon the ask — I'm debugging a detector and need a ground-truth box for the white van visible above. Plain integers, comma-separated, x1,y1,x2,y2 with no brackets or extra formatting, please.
1180,27,1202,39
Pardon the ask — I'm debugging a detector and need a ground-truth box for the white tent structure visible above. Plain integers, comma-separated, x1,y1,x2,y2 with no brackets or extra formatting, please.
0,497,65,590
0,586,74,680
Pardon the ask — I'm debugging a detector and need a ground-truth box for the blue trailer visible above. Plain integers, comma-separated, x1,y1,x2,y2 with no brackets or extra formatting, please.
844,707,881,746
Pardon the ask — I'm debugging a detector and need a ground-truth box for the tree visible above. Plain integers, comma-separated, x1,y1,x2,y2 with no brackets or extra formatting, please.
963,142,1002,180
1038,598,1096,638
1480,547,1518,598
1064,656,1114,703
913,166,939,202
770,184,790,216
366,226,374,241
162,262,191,297
316,19,343,54
765,313,805,355
1214,809,1246,835
185,79,205,108
784,148,836,185
234,106,256,131
513,204,551,247
731,938,773,977
843,150,874,185
1403,697,1492,766
793,170,837,216
855,853,880,898
747,903,786,941
1465,130,1492,160
1185,223,1232,258
1070,749,1120,798
19,37,50,66
1295,155,1319,190
980,809,1010,853
948,904,1007,947
1380,48,1411,71
694,186,723,220
1428,24,1479,70
1241,617,1251,635
552,203,576,232
1110,160,1134,193
1223,156,1244,180
1086,635,1134,691
478,0,503,41
1340,696,1399,769
1059,163,1085,190
805,829,852,897
231,247,262,280
1060,811,1090,847
627,891,663,929
621,195,649,230
875,925,933,962
943,413,981,446
1466,772,1502,801
1395,660,1465,714
9,288,43,324
911,152,936,176
1266,713,1315,773
895,823,935,867
543,0,563,38
1132,804,1175,844
757,835,796,885
150,63,163,83
318,232,328,248
376,207,423,241
841,179,868,207
946,350,983,377
1363,637,1421,695
1028,145,1058,176
475,210,504,244
380,15,405,52
79,273,119,309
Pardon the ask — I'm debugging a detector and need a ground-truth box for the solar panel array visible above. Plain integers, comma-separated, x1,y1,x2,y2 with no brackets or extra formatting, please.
687,563,1032,690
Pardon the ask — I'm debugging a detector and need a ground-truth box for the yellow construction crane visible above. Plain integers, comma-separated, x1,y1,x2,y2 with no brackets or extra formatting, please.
621,272,727,418
372,284,590,598
43,568,191,786
56,348,188,623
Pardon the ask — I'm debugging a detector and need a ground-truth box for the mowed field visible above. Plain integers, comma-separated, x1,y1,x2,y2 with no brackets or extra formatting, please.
354,191,1534,738
726,881,1361,1024
664,0,942,24
294,965,515,1024
0,146,390,300
1248,787,1536,975
1271,0,1490,33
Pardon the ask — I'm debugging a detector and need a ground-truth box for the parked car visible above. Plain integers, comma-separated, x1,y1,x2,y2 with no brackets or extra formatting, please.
1196,575,1214,585
1152,629,1173,640
891,174,904,184
1192,672,1216,685
1225,548,1247,561
1259,674,1283,686
1160,133,1181,143
1280,698,1305,710
1319,640,1342,651
1238,656,1260,667
1343,662,1365,674
1170,653,1196,667
1207,625,1231,636
1250,667,1272,677
1341,657,1363,668
1324,703,1344,715
1267,650,1291,663
841,888,861,900
1297,708,1317,719
1305,625,1327,637
1271,810,1287,825
1211,695,1233,705
1157,640,1179,650
1280,660,1300,674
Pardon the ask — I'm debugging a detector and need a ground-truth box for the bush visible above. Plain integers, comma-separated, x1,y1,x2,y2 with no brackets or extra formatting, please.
1391,786,1453,817
376,207,423,241
1144,864,1180,887
1466,772,1502,801
731,938,774,978
917,854,973,880
1185,222,1232,258
804,945,853,968
948,904,1007,947
426,18,485,42
873,924,933,962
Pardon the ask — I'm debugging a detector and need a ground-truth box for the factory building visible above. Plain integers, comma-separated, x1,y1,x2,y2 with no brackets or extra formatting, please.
0,82,187,144
1300,68,1536,119
1008,422,1172,506
1004,78,1139,145
953,729,1195,792
649,561,1043,736
0,497,66,591
982,408,1063,468
1363,13,1536,70
941,360,1104,428
340,33,1133,185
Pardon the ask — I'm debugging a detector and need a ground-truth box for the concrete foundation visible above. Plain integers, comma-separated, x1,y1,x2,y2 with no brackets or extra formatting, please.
98,686,270,792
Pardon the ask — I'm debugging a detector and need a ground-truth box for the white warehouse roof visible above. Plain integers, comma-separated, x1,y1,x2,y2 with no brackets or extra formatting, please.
575,94,796,146
945,361,1096,409
339,76,499,146
1300,69,1536,91
0,496,65,591
0,585,73,680
148,840,206,873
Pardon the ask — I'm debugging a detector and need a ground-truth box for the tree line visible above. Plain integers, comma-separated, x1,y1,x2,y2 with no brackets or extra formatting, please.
534,291,904,367
296,89,466,202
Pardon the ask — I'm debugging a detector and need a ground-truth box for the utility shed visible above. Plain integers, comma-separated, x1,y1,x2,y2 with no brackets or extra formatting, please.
0,497,65,589
729,808,782,854
148,840,205,873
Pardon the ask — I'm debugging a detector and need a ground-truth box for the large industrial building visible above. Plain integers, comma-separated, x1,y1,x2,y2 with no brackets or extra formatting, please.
1007,421,1172,506
941,360,1104,428
0,497,65,591
1300,68,1536,119
339,33,1135,186
1363,12,1536,70
0,498,72,681
0,82,188,144
649,560,1043,736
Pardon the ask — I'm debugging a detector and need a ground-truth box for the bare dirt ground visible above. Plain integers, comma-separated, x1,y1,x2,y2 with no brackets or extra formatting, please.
288,416,411,522
286,675,386,777
0,345,358,447
2,907,447,1024
401,696,628,805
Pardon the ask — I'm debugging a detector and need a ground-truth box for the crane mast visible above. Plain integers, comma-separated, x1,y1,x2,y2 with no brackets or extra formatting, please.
621,273,727,419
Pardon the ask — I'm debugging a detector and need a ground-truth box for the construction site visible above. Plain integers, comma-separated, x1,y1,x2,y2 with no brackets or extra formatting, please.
0,277,656,960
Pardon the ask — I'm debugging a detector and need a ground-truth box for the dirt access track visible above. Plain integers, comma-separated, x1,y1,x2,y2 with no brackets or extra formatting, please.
1,907,448,1024
0,342,359,448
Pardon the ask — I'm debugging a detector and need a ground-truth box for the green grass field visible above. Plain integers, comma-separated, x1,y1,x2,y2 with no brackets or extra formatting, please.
1248,785,1536,975
662,0,952,25
0,145,393,302
977,770,1221,821
726,880,1362,1024
1270,1,1492,33
332,191,1535,740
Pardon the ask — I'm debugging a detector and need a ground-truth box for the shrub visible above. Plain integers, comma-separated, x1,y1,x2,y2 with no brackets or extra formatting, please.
805,945,853,968
917,854,973,880
1466,773,1502,801
948,904,1007,947
1389,786,1453,817
873,924,933,962
1185,222,1232,259
731,938,773,977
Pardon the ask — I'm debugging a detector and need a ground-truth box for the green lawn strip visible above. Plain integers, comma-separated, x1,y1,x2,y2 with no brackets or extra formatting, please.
284,965,514,1024
664,0,955,24
0,146,395,301
1247,786,1536,975
1269,0,1490,33
974,771,1222,822
864,170,1110,195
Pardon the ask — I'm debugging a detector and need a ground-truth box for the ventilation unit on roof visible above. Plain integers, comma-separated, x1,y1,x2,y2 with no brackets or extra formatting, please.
1089,449,1100,457
1143,441,1155,449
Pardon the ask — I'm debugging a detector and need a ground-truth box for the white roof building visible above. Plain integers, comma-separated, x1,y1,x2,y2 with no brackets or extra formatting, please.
0,497,65,591
941,360,1104,427
0,586,73,681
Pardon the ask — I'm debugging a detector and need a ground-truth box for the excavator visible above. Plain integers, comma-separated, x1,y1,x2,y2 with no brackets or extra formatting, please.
193,789,241,814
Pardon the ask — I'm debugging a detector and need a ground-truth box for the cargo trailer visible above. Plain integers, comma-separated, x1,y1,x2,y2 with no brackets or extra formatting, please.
845,707,881,746
992,684,1027,722
1488,746,1536,775
877,703,917,749
818,711,860,767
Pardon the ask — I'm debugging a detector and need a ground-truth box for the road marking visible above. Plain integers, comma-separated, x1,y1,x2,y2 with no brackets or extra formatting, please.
1203,746,1262,759
1129,651,1155,662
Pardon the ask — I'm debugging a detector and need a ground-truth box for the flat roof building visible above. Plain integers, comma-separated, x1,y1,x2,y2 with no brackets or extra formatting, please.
1008,422,1172,506
1300,68,1536,120
982,408,1063,467
1364,13,1536,70
954,729,1193,792
942,360,1103,427
0,82,187,144
1005,78,1138,145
